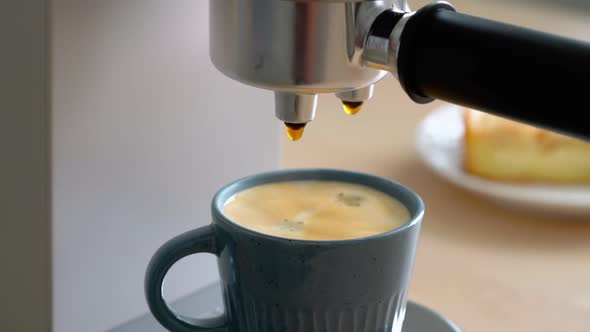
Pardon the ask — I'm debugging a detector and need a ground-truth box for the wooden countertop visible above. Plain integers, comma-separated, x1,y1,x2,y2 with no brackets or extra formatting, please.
280,2,590,331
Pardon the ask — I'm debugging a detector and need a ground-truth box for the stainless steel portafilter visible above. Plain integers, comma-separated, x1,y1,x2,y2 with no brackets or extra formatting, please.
209,0,590,141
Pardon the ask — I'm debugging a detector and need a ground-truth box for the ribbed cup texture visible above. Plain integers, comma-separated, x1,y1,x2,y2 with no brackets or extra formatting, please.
230,293,407,332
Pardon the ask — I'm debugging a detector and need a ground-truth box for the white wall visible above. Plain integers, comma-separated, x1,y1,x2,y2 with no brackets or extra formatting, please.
51,1,279,331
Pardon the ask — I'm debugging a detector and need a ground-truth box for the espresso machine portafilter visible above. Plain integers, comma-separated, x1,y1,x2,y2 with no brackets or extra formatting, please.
209,0,590,141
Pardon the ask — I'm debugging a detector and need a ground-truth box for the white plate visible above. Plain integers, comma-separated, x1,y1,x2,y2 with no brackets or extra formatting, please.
415,104,590,218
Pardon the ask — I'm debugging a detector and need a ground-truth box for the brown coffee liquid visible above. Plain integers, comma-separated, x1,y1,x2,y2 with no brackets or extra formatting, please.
342,101,363,115
223,181,410,241
285,122,306,141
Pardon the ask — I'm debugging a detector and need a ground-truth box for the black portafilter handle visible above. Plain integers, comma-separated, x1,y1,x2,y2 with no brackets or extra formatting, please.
396,2,590,141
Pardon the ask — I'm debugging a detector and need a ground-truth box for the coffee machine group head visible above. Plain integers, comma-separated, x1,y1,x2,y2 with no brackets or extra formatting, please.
209,0,590,141
209,0,407,132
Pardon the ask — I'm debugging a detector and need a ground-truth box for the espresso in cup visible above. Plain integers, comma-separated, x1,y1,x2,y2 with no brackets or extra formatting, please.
223,180,410,240
146,169,423,332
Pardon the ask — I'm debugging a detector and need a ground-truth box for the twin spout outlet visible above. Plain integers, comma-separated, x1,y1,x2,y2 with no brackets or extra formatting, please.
276,85,375,141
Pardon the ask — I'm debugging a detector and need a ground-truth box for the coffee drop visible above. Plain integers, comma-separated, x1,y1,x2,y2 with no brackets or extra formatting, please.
285,122,306,141
342,101,363,115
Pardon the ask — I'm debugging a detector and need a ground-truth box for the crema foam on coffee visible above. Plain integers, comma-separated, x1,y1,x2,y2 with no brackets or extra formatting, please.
223,181,410,241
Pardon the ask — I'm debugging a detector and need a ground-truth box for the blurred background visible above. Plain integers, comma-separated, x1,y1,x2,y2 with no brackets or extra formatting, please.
1,0,589,331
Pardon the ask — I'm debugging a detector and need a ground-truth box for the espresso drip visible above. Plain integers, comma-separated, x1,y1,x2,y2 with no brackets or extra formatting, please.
342,101,363,115
285,122,307,141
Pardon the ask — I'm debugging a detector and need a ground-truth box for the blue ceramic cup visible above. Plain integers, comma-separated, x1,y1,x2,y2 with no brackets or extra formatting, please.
145,168,424,332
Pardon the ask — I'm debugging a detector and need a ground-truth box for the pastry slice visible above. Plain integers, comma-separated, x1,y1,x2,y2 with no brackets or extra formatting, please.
463,108,590,184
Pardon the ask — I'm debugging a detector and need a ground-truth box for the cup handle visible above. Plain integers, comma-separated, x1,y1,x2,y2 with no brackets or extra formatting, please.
145,226,229,332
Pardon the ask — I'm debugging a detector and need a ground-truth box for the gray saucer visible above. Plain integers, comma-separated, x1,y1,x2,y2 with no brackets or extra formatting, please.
112,282,462,332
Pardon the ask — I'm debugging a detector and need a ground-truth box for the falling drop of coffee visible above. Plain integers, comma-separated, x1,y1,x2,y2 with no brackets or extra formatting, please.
285,122,306,141
342,101,363,115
